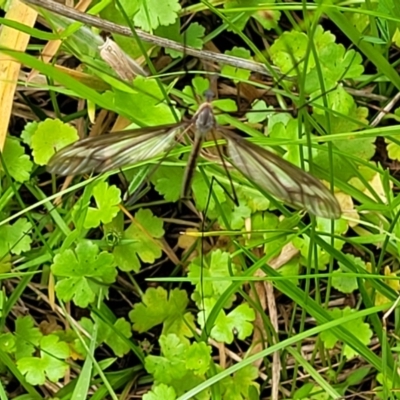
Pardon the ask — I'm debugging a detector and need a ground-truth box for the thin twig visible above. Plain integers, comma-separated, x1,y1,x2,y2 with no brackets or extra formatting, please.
22,0,277,77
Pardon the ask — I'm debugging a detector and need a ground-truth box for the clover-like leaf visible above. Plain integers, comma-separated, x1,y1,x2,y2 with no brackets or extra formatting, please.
17,334,70,385
185,342,211,376
225,203,251,230
320,307,372,359
1,137,33,182
386,138,400,161
211,303,255,344
270,30,310,76
161,21,205,58
143,384,177,400
188,250,238,309
221,47,252,83
107,76,178,127
145,335,209,397
185,22,205,50
132,0,181,31
31,119,78,165
15,316,42,360
84,181,121,229
151,166,184,202
51,240,116,307
221,365,260,399
192,173,226,214
332,254,366,294
113,208,164,272
270,26,363,94
145,334,188,384
312,86,369,134
0,218,32,260
21,121,39,146
129,287,194,339
105,318,132,357
182,76,209,103
236,185,270,212
0,333,16,353
246,100,270,124
84,314,132,357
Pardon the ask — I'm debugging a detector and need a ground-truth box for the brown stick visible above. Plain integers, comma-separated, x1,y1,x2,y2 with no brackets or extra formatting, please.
22,0,279,77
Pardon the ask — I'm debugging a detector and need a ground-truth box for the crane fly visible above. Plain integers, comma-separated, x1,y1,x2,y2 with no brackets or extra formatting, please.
47,92,341,219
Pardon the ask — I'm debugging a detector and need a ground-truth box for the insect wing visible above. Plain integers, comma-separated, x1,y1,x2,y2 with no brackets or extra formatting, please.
47,123,184,176
224,130,341,219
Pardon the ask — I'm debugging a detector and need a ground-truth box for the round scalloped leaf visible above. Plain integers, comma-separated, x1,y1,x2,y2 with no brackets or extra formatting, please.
31,119,78,165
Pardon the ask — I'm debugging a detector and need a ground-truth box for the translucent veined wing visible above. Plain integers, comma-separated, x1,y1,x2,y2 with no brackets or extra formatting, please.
47,123,185,176
223,130,341,219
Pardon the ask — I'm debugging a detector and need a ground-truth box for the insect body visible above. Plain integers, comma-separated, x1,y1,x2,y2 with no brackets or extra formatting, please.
47,97,341,219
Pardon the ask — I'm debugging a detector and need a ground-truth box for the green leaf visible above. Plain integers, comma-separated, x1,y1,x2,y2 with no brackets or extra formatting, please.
113,208,164,272
185,342,211,376
331,270,358,294
151,166,184,202
108,76,178,126
0,333,16,353
100,1,153,59
221,365,259,400
84,181,121,229
145,334,188,383
345,366,371,386
270,26,363,92
386,138,400,161
320,307,372,359
236,185,270,212
182,76,210,103
394,28,400,46
129,287,194,339
144,334,209,398
312,86,369,134
270,30,309,76
87,315,132,357
143,384,177,400
230,204,251,230
105,318,132,357
156,20,180,58
21,121,39,146
211,303,255,343
1,137,33,182
245,100,270,124
221,47,252,83
224,0,280,32
160,21,205,58
0,218,32,259
332,255,366,294
252,3,280,30
15,316,42,360
132,0,181,31
209,250,235,296
31,119,78,165
247,212,289,258
185,22,205,49
188,250,238,309
192,172,227,213
51,240,116,307
213,98,238,113
332,129,374,160
17,334,70,385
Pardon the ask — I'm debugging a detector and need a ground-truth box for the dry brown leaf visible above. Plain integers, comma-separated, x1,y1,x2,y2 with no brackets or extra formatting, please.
0,0,37,150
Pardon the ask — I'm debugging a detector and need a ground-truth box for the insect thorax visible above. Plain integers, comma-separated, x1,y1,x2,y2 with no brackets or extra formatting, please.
195,103,216,135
